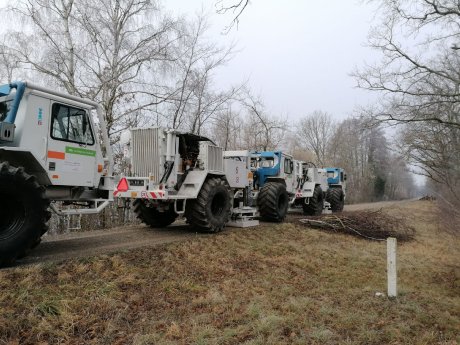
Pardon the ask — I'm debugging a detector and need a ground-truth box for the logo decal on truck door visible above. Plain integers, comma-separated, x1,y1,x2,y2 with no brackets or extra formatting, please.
65,146,96,157
37,108,43,125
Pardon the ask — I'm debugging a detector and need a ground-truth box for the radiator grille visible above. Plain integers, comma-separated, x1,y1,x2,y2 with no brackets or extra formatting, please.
131,128,162,180
199,142,223,171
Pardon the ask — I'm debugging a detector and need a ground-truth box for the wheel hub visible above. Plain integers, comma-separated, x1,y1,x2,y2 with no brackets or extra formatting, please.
211,192,226,216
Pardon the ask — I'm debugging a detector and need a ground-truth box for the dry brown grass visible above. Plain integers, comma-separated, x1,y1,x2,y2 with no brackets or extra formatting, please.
0,201,459,345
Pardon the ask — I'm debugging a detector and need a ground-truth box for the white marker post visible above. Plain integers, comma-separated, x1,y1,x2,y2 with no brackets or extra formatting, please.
387,237,397,297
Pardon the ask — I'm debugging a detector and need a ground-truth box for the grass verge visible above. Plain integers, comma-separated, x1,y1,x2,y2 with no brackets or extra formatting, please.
0,201,458,344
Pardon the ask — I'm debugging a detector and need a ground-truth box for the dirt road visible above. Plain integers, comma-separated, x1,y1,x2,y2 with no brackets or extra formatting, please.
343,199,416,212
14,222,204,267
12,199,414,267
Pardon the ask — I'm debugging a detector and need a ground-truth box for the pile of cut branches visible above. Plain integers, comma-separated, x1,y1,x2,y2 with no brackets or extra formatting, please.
299,209,415,241
419,195,436,201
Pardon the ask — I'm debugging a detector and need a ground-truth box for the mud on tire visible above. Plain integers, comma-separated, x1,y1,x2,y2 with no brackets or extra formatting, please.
258,182,289,222
133,200,178,228
186,177,232,233
302,185,324,216
0,162,50,267
326,187,345,213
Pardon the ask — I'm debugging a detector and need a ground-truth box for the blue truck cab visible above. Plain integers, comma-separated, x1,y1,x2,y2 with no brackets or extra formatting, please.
324,167,347,212
325,167,346,186
250,150,295,222
251,151,295,192
252,151,281,188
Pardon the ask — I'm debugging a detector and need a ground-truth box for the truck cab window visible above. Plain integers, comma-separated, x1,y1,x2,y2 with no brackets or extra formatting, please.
284,158,293,174
51,103,94,145
0,100,11,122
260,158,274,168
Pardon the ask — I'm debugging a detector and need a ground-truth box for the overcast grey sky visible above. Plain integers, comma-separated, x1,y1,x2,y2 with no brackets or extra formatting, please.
167,0,379,122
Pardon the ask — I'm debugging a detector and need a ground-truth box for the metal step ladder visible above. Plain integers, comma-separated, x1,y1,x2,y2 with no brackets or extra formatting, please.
66,214,82,231
227,206,259,228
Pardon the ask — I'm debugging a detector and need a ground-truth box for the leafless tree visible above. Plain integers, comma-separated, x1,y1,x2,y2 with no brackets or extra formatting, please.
167,14,211,130
0,0,247,151
74,0,177,139
240,89,287,151
0,43,17,81
1,0,177,141
398,121,460,200
355,0,460,229
285,133,316,162
296,111,335,166
163,12,242,134
215,0,250,32
355,0,460,129
385,155,417,201
326,117,415,203
209,104,242,150
328,118,373,202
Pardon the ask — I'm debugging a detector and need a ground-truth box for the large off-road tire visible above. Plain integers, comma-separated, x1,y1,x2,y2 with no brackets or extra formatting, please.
258,182,289,222
302,185,324,216
326,187,345,213
133,200,178,228
0,162,50,266
186,177,232,233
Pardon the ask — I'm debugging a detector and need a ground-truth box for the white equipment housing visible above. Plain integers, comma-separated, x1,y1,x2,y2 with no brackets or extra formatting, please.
294,166,329,199
223,150,259,227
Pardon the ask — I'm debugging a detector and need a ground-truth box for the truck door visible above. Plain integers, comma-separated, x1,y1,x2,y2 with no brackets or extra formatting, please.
283,156,295,192
46,102,97,187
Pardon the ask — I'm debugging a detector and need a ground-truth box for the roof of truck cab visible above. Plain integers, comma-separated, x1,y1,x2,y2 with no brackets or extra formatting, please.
27,89,96,110
21,81,99,109
258,151,293,159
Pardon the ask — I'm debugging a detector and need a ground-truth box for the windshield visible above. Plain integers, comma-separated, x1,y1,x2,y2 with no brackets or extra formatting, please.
259,158,274,168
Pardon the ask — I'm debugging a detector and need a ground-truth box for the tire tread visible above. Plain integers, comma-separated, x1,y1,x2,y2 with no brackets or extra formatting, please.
258,182,289,222
0,161,50,266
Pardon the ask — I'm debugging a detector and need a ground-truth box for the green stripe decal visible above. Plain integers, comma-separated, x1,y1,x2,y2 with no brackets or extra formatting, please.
65,146,96,157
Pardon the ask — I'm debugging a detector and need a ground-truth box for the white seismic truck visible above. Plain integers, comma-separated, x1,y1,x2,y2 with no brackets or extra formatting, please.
115,129,260,232
0,82,116,266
